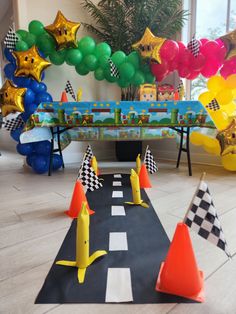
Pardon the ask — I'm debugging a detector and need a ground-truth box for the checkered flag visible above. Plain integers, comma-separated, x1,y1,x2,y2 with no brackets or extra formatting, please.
4,115,24,131
206,98,220,111
78,158,102,192
176,79,184,93
65,80,76,101
183,174,230,257
144,146,158,174
4,26,19,52
108,58,120,78
84,144,93,162
187,37,200,58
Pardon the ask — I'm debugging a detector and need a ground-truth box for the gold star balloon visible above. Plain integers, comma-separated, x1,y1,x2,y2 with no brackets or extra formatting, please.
132,27,166,64
217,119,236,155
220,28,236,60
0,80,26,117
45,10,81,50
13,46,51,82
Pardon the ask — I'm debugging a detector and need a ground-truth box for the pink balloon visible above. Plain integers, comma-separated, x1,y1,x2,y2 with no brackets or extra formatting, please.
186,70,200,80
169,59,179,71
178,66,191,78
201,59,220,78
215,38,225,48
160,40,179,61
220,57,236,78
177,41,187,54
199,38,209,46
151,60,169,81
190,53,206,71
178,49,191,67
200,40,220,57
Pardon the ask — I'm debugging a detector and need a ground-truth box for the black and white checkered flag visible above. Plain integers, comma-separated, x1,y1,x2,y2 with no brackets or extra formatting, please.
176,79,184,93
65,80,76,101
4,115,24,131
4,27,19,52
78,158,102,192
183,175,230,257
144,146,158,174
108,58,120,78
187,37,200,58
206,98,220,111
84,144,93,162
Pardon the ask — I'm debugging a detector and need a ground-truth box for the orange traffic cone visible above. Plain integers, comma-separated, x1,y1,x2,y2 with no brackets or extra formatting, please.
61,91,68,102
156,222,204,302
139,164,152,188
65,180,95,218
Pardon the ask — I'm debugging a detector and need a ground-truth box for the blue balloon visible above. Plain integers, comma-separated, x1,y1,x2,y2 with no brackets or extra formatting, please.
26,153,38,167
34,140,51,155
4,48,15,63
20,112,31,122
24,88,35,106
32,154,49,174
35,92,53,105
10,127,23,142
13,76,31,87
4,63,16,80
52,154,63,170
24,102,38,115
41,71,45,81
30,81,47,93
16,143,34,156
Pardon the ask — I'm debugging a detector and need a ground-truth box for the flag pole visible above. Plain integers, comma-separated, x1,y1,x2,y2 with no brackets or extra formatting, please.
144,145,149,162
183,172,206,223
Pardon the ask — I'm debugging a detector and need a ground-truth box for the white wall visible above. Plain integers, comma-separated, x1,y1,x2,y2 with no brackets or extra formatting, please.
10,0,221,166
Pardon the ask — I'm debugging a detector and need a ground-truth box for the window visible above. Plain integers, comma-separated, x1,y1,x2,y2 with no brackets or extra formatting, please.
182,0,235,100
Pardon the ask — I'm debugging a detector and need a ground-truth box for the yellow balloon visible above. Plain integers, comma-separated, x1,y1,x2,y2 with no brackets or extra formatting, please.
207,76,226,94
216,89,233,106
203,137,221,155
225,74,236,90
221,154,236,171
198,91,215,106
223,101,236,116
190,132,204,146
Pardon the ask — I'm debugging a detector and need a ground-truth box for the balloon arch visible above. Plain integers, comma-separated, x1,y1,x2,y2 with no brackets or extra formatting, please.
1,11,236,173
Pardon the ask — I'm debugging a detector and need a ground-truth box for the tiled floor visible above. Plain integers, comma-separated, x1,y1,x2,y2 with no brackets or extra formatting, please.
0,150,236,314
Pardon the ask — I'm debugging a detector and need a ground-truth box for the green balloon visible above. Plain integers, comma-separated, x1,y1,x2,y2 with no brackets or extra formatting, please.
75,63,90,76
132,70,145,86
24,33,36,47
16,29,28,41
49,50,65,65
98,55,110,69
118,78,130,88
78,36,95,55
65,49,82,66
141,62,151,73
15,41,29,51
127,51,140,69
119,62,135,80
111,51,126,66
83,54,98,71
94,67,104,81
36,33,56,55
94,42,111,58
104,66,117,83
28,20,45,36
145,72,155,83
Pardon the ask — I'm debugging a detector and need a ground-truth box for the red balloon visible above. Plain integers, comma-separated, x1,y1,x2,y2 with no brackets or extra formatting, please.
190,53,206,71
178,49,191,67
178,66,191,78
200,40,220,57
151,60,169,81
169,59,179,72
199,38,209,46
220,57,236,78
215,38,225,48
201,58,220,78
186,70,200,80
177,41,187,54
160,40,179,61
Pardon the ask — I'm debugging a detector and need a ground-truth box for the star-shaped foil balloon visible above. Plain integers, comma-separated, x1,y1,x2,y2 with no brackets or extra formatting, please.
0,80,26,117
217,118,236,155
45,10,81,50
132,27,166,64
220,29,236,60
13,46,51,82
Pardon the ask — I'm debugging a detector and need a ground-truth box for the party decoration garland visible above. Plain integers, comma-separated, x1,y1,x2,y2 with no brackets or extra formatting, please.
1,10,236,174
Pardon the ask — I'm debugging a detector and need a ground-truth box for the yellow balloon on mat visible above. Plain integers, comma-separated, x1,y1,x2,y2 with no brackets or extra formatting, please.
225,74,236,90
216,89,233,106
207,76,226,94
190,132,204,146
198,91,215,106
221,154,236,171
